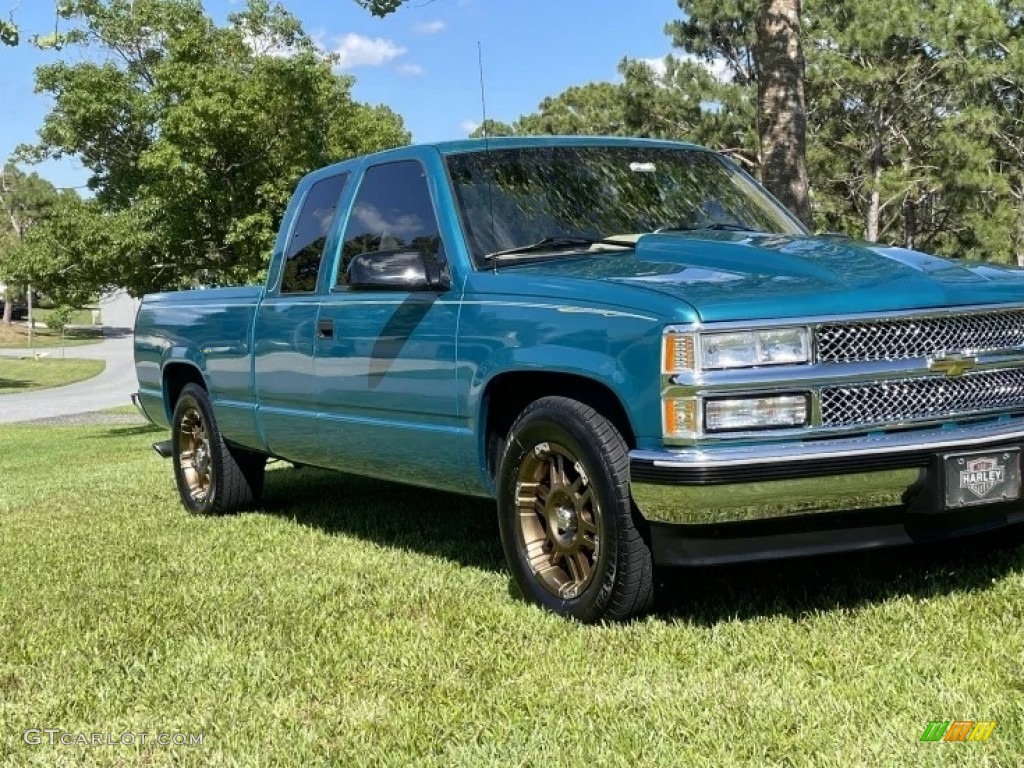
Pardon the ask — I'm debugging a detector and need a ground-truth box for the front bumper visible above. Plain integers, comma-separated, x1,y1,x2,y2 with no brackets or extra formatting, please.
630,418,1024,565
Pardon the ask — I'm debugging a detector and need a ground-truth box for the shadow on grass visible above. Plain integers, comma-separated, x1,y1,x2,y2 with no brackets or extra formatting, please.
257,465,1024,623
95,424,164,438
259,465,504,573
655,528,1024,626
64,329,106,341
0,377,31,391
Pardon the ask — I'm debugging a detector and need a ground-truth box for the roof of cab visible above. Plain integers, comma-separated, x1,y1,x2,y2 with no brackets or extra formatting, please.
299,135,710,186
430,135,706,154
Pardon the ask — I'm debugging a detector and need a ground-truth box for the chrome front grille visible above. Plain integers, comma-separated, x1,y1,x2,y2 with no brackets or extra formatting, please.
820,369,1024,428
816,310,1024,363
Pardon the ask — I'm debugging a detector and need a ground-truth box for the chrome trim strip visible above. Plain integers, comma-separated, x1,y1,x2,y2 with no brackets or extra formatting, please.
668,349,1024,391
664,302,1024,335
633,418,1024,469
665,408,1024,445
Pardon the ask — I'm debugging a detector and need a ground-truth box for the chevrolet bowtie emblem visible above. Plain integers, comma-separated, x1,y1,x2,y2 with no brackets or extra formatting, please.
929,353,977,377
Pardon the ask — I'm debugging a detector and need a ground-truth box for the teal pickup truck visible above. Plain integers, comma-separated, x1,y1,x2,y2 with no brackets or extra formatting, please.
134,136,1024,622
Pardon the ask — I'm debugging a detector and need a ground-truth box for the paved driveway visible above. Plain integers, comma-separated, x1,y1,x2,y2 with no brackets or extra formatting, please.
0,291,140,424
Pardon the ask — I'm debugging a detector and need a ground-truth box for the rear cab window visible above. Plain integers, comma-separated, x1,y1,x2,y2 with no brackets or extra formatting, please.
279,172,350,294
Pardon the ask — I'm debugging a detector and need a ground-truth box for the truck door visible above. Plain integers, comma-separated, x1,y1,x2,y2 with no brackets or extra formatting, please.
253,171,350,464
312,158,464,492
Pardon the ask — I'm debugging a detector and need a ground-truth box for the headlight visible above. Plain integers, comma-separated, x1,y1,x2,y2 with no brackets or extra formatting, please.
704,394,809,432
700,327,810,370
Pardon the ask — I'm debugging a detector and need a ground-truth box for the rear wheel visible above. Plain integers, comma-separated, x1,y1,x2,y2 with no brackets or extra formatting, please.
171,383,265,515
497,396,654,622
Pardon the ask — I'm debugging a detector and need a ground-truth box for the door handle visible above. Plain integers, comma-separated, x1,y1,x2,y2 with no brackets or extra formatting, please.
316,318,334,339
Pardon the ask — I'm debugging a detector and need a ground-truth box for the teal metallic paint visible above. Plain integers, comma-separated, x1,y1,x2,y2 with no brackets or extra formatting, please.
252,295,321,461
133,136,1024,500
502,232,1024,323
453,273,669,492
134,287,260,436
313,294,465,492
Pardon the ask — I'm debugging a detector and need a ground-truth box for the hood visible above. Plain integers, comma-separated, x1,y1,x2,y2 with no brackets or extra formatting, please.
509,232,1024,323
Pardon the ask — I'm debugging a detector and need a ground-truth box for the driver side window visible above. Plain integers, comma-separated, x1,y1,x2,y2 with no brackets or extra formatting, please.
337,160,443,287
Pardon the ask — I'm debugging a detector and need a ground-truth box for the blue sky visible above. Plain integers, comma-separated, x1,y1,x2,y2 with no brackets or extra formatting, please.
0,0,681,191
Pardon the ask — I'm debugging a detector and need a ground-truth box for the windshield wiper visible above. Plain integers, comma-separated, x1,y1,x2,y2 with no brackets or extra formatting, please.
484,235,636,261
656,223,762,233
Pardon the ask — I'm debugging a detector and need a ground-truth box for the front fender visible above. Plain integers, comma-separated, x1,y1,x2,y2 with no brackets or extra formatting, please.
473,345,631,404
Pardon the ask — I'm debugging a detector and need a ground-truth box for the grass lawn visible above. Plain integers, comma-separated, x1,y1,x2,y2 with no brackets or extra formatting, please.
0,323,103,349
0,420,1022,766
0,358,105,393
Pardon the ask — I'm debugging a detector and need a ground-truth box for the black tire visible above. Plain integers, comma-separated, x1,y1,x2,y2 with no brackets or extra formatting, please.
171,383,266,515
497,396,654,622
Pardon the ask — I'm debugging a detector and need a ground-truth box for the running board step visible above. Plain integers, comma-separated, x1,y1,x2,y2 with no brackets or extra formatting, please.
152,440,173,459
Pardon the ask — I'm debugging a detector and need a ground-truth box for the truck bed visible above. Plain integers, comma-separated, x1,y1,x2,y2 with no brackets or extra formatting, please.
134,286,263,431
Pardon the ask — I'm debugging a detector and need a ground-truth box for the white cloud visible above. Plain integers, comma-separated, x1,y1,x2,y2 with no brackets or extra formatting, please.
397,63,424,76
414,20,445,35
638,57,668,78
689,53,732,82
632,53,732,84
244,33,300,59
352,203,425,240
332,33,406,69
460,120,480,135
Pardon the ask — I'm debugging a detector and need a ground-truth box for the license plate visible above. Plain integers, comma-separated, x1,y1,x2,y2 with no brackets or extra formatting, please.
943,449,1021,509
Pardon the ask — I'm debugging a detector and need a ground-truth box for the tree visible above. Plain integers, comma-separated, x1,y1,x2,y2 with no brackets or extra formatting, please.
667,0,809,223
0,164,62,323
468,119,517,138
981,0,1024,264
352,0,408,17
4,195,137,306
805,0,1015,260
473,56,756,169
17,0,410,296
755,0,810,224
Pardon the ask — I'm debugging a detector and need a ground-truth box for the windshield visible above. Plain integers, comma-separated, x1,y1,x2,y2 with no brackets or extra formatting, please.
445,145,806,265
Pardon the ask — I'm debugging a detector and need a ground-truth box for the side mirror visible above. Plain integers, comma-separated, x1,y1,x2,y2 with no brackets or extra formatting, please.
346,251,450,292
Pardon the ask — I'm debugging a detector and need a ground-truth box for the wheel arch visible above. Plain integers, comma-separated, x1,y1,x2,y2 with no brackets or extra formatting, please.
479,369,636,485
162,361,207,422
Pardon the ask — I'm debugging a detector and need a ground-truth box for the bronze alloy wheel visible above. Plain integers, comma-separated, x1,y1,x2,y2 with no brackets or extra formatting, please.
515,440,601,599
171,383,265,515
178,405,213,502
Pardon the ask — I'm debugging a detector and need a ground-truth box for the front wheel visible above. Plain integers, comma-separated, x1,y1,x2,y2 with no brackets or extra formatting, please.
497,396,654,622
171,383,265,515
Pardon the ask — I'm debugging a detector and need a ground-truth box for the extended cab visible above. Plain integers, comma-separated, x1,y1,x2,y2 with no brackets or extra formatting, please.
134,137,1024,621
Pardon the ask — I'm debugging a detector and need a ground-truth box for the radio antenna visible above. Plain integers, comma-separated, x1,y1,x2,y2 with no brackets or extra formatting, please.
477,41,488,141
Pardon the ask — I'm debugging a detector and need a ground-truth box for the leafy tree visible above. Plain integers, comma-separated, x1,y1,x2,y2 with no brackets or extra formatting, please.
0,18,16,46
468,119,517,139
352,0,407,17
473,57,756,170
981,0,1024,264
479,0,1024,264
16,0,410,296
4,195,137,306
0,164,63,323
755,0,810,224
667,0,809,223
352,0,809,221
805,0,1016,260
